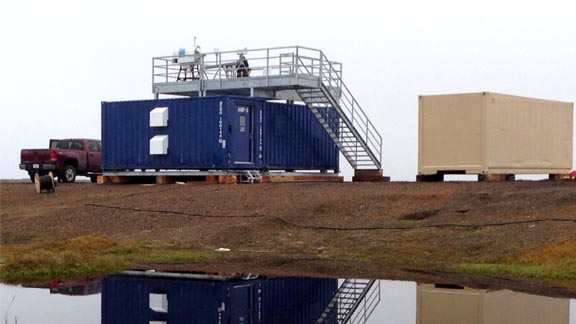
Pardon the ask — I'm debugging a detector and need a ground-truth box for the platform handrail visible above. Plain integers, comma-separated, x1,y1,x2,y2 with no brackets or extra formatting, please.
152,46,342,85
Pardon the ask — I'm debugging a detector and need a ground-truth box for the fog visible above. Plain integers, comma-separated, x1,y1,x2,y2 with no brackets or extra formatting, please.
1,0,574,181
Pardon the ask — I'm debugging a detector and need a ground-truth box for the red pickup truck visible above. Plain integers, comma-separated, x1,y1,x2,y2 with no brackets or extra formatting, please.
20,139,102,183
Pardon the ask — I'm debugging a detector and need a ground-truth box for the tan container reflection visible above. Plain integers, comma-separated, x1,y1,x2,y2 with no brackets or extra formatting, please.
417,284,570,324
418,92,573,176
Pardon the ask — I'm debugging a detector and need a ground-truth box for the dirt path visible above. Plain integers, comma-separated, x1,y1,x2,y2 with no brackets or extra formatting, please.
1,180,575,297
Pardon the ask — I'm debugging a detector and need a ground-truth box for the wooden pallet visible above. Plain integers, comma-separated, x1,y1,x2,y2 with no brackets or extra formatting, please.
98,174,343,185
416,173,567,182
264,175,343,183
352,169,390,182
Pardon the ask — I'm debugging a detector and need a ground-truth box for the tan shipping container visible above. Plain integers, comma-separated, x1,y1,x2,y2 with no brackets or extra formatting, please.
416,284,571,324
418,92,573,176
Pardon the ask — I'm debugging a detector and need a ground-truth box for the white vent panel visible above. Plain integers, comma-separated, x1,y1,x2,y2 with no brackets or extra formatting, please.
150,135,169,155
150,107,169,127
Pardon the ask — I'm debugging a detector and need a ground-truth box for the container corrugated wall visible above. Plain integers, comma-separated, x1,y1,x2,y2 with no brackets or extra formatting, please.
102,97,230,170
419,92,573,175
102,275,229,324
102,275,337,324
102,96,339,172
259,276,337,324
263,102,339,170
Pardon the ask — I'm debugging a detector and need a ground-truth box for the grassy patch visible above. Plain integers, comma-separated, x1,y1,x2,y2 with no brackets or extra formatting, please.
0,236,214,284
515,240,576,270
455,263,576,282
0,236,131,284
146,250,210,263
454,230,481,240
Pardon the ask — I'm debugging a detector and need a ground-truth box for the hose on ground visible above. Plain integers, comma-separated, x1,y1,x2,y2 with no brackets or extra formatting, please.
85,203,576,230
85,203,266,218
276,217,576,231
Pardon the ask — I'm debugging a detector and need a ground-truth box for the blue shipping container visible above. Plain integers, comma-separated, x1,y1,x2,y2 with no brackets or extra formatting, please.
101,274,338,324
101,96,339,172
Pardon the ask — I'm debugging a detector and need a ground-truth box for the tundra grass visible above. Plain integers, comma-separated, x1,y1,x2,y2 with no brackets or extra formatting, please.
454,263,576,282
0,235,211,284
455,240,576,286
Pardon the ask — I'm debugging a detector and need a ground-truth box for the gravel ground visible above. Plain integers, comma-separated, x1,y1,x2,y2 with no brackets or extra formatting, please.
1,179,575,297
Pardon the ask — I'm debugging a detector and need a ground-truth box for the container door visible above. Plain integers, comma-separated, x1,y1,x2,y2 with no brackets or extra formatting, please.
228,285,253,324
232,105,253,164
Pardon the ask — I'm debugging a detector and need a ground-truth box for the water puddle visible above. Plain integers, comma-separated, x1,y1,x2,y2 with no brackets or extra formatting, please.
1,271,574,324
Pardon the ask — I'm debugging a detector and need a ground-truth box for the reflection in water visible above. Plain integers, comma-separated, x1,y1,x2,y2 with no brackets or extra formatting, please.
102,271,339,324
24,277,102,296
0,272,575,324
0,283,100,324
417,283,574,324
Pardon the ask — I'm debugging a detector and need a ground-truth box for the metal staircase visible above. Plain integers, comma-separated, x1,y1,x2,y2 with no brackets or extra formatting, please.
296,53,382,170
316,279,381,324
240,170,262,183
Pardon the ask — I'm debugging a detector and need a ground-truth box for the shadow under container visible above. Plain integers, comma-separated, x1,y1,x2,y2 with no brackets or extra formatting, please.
418,92,573,181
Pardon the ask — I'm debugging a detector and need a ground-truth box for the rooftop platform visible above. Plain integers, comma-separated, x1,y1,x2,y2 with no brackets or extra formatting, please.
152,46,342,100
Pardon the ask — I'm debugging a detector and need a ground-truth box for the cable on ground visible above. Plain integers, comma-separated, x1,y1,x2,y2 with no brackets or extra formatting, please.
85,203,266,218
86,203,576,230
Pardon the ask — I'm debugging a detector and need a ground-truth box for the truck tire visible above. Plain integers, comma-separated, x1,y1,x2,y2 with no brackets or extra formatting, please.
90,175,98,183
62,165,77,183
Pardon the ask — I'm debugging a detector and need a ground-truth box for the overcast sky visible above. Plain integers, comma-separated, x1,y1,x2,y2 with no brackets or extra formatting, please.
1,0,574,181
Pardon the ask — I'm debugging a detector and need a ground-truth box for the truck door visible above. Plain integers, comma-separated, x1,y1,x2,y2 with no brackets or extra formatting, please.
87,140,101,172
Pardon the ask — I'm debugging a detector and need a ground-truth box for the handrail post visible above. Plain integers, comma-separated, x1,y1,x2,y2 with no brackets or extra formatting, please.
266,49,269,85
164,59,168,83
328,55,332,88
319,51,323,88
295,46,299,77
151,58,155,85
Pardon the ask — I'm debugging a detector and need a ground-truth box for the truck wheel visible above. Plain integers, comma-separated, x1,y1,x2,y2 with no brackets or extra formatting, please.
62,165,77,183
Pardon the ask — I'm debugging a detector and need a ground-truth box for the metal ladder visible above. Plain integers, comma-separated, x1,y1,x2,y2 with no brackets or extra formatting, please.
296,54,382,170
241,170,262,183
316,279,380,324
